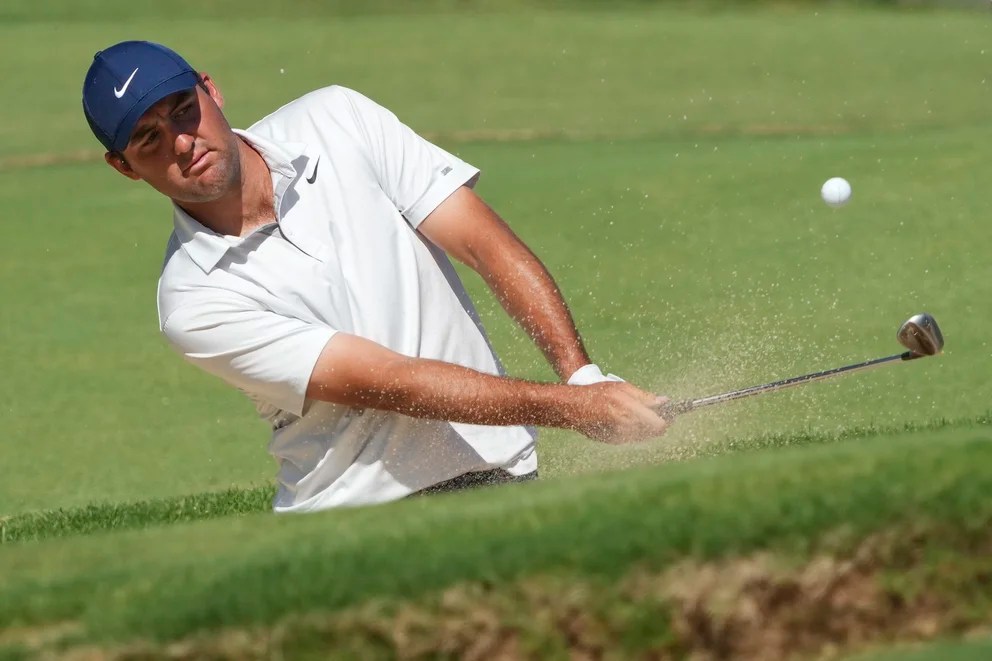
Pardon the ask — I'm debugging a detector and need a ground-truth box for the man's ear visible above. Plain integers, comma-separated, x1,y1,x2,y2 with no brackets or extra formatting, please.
199,72,224,110
104,151,141,181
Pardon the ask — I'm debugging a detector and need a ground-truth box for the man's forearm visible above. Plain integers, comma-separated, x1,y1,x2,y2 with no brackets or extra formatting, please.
476,238,591,381
416,188,593,381
388,357,581,426
314,351,577,429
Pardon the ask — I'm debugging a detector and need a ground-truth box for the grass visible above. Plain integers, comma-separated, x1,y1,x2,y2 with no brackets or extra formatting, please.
3,8,991,159
0,485,274,544
849,637,992,661
2,2,991,658
3,410,989,545
15,528,990,659
1,424,991,653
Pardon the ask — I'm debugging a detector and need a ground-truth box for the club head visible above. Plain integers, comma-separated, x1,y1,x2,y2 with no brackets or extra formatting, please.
897,313,944,356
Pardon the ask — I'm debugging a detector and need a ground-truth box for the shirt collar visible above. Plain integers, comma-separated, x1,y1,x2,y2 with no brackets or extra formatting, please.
171,129,308,273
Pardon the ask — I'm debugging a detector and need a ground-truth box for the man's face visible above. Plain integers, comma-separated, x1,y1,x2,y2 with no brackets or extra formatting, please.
107,75,241,204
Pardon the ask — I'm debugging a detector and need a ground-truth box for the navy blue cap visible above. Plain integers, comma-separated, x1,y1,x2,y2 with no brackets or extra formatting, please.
82,41,199,152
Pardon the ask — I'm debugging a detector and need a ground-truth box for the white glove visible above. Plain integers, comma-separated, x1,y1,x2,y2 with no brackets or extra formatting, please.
566,363,624,386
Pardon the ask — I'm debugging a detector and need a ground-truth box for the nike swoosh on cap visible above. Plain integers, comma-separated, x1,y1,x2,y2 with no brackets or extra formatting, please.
114,68,139,99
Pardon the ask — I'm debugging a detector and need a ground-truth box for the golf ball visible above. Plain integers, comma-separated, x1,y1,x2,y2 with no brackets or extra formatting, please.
820,177,852,208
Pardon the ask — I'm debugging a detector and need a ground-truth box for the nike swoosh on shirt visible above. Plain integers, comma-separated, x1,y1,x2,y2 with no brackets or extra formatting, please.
306,157,320,184
114,68,139,99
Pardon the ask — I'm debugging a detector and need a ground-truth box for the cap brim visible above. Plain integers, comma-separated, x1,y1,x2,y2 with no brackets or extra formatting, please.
111,71,199,152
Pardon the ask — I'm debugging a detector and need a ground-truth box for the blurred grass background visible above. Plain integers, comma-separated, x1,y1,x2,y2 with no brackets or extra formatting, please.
2,4,990,514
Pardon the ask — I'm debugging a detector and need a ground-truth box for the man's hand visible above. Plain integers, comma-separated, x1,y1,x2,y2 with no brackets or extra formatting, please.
565,382,671,444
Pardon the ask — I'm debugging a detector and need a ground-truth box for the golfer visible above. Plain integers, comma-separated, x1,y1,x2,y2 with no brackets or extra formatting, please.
82,41,670,512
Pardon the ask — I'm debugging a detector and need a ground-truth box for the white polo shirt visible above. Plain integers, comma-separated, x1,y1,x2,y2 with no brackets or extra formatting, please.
157,86,538,512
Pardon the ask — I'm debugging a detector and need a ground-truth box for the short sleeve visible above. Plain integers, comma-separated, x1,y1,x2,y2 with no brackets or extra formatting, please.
335,86,480,227
161,296,337,416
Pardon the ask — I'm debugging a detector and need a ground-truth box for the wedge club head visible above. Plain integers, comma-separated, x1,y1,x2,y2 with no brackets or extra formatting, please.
896,312,944,357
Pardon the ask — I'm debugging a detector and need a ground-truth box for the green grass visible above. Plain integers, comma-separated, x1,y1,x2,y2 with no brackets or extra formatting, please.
2,3,991,658
844,635,992,661
0,485,274,544
2,411,989,545
2,7,990,159
1,424,991,650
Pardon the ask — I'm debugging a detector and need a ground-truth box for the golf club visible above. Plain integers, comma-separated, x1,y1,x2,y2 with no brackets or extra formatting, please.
661,312,944,417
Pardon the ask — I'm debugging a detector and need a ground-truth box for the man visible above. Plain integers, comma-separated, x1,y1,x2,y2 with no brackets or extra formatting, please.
82,41,670,512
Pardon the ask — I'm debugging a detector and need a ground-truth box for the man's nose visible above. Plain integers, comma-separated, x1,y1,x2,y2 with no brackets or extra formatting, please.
174,130,195,156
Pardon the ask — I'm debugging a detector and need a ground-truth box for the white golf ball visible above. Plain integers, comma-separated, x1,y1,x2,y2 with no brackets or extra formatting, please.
820,177,852,208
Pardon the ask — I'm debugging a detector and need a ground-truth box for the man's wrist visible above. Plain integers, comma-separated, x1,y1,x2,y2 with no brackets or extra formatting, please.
567,363,624,386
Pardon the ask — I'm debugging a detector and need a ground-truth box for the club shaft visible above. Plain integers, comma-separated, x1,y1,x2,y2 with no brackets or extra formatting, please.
685,351,917,412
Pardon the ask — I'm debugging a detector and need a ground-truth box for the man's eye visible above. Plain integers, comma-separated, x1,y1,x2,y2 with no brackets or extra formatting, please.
143,130,159,148
175,102,197,120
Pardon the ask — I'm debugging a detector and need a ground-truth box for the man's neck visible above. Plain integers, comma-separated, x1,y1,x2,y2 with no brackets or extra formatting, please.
177,138,275,238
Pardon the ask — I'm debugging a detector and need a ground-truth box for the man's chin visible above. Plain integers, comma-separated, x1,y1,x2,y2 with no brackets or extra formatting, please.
170,168,236,204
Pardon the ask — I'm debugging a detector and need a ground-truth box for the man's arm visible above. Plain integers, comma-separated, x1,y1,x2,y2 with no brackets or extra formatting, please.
160,293,669,443
417,187,592,382
306,333,668,444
